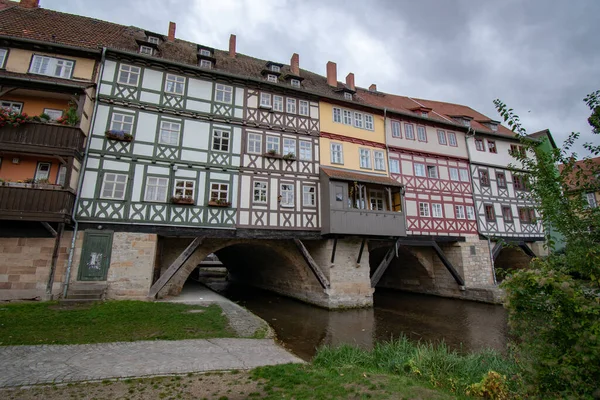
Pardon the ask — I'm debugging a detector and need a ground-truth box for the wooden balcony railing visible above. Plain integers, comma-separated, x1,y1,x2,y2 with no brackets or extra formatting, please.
0,122,85,157
0,185,75,222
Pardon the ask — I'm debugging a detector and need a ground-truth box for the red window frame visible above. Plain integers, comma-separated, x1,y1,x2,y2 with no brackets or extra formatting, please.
475,138,485,151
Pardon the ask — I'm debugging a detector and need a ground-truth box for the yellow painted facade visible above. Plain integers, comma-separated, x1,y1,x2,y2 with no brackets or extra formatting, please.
1,94,69,117
319,137,388,175
319,101,385,142
5,48,96,81
0,155,60,183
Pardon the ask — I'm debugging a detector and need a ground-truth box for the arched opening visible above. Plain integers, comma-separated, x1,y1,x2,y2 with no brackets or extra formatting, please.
369,244,435,293
494,246,533,282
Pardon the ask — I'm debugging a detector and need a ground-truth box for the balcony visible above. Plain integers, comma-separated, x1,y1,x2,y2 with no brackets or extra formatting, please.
327,208,406,236
0,185,75,222
0,123,85,158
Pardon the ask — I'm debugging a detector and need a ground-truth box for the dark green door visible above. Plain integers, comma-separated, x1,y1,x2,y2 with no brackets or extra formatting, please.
78,231,113,281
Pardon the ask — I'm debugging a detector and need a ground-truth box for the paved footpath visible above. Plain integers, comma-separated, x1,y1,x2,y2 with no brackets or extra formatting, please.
0,338,303,388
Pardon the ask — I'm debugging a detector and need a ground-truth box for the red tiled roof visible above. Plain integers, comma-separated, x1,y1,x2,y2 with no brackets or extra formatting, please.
320,166,403,187
558,156,600,191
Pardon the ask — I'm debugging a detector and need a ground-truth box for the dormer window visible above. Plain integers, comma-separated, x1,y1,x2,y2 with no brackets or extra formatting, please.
271,65,280,73
344,92,353,101
291,79,301,88
421,111,428,117
147,36,160,45
267,74,278,83
199,49,211,57
490,124,498,132
200,59,212,69
462,119,471,127
140,45,153,55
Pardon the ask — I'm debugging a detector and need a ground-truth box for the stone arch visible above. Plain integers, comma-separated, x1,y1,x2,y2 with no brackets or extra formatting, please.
494,246,533,282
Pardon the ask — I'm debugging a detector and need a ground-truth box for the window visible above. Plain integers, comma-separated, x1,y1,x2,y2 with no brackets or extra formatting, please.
364,115,374,130
165,74,185,95
405,123,415,140
391,121,401,138
502,206,513,222
479,169,490,186
139,45,153,55
215,84,233,103
437,130,447,145
370,190,385,211
147,36,160,45
586,192,598,208
518,208,535,224
35,162,51,181
484,204,495,221
389,158,400,174
461,118,471,127
56,165,67,186
280,183,294,207
459,169,469,182
330,143,343,164
490,124,498,132
344,92,353,100
333,107,342,123
286,98,296,114
417,126,427,142
199,49,211,56
496,172,506,188
359,148,371,169
270,65,280,72
466,206,475,220
101,173,127,200
43,108,63,121
290,79,301,87
419,202,430,217
283,138,296,156
266,136,280,153
373,151,385,171
273,95,283,112
212,130,230,152
260,92,272,108
449,167,459,181
303,185,316,206
174,179,195,199
510,144,526,157
343,109,352,125
299,141,312,161
0,48,7,68
432,203,443,218
158,121,180,145
414,163,426,177
30,55,74,79
253,181,267,203
210,183,229,202
427,165,438,179
448,132,458,146
354,112,363,128
267,74,278,83
200,59,212,69
487,140,497,153
475,138,485,151
144,177,169,202
299,100,309,116
513,175,528,191
247,133,262,154
1,101,22,112
117,64,140,86
110,113,134,133
455,205,466,219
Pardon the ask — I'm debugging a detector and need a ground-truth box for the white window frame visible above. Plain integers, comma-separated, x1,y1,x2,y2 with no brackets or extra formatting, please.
266,136,280,154
100,173,128,200
117,64,140,86
448,132,458,146
200,59,212,69
270,65,280,72
330,142,343,164
215,83,233,104
419,202,430,217
417,126,427,142
43,108,63,121
212,129,230,152
173,179,195,199
253,181,268,203
1,101,23,113
427,165,438,179
147,36,160,45
199,49,212,56
267,74,278,83
586,192,597,208
210,182,229,203
0,48,7,69
158,120,181,146
110,112,134,133
437,130,447,145
369,189,385,211
455,205,466,219
35,162,51,181
449,167,459,181
290,79,301,87
359,148,372,169
431,203,443,218
56,165,67,186
333,107,342,123
283,138,296,157
260,92,272,108
414,163,426,177
459,169,469,182
466,206,475,220
299,141,312,161
280,183,294,207
139,45,153,55
302,185,316,206
391,120,401,138
374,151,385,171
344,92,353,100
247,133,262,154
405,123,415,140
354,112,363,129
29,55,74,79
389,158,400,174
299,100,309,116
342,109,352,125
273,95,283,112
364,114,374,130
165,73,185,95
144,176,169,203
286,98,296,114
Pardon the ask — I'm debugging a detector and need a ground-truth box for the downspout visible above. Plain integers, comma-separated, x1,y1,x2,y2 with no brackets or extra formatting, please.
464,128,497,284
62,47,107,298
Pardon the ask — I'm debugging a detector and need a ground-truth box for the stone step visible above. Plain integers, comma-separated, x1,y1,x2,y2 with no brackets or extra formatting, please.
58,298,103,305
69,282,107,291
67,289,105,296
66,293,103,300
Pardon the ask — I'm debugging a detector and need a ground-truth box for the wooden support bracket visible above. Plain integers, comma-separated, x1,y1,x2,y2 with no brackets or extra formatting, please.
357,238,366,264
370,243,396,288
294,239,330,289
46,223,65,295
148,237,203,298
517,241,537,258
330,237,337,263
431,241,465,286
41,222,57,237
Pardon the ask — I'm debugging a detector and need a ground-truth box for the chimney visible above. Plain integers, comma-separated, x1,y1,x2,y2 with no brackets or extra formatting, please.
229,34,236,58
326,61,337,87
369,84,377,92
19,0,39,8
346,73,355,91
168,22,176,42
290,53,299,75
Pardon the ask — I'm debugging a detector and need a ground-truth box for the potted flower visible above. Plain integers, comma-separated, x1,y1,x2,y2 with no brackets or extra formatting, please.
264,149,282,159
105,130,134,142
0,109,30,128
207,198,231,207
171,195,195,205
283,152,296,161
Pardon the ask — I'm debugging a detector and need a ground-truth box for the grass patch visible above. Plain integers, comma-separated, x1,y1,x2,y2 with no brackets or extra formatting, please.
0,300,235,345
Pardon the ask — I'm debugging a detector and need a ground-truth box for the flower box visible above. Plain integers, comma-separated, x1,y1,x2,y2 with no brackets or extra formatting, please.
171,196,195,205
207,200,231,207
105,130,133,142
263,151,282,159
282,153,296,161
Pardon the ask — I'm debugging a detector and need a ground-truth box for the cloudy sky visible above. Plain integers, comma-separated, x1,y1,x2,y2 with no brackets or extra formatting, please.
45,0,600,157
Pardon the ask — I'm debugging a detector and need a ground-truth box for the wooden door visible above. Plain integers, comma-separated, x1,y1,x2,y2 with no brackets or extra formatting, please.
77,231,113,281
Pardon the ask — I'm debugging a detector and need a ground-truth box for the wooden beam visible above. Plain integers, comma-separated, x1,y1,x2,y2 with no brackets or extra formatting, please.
294,239,330,289
330,237,337,263
431,241,465,286
357,238,366,263
517,242,537,258
45,223,65,296
492,242,503,260
0,86,17,97
148,237,203,298
371,244,395,288
40,222,57,237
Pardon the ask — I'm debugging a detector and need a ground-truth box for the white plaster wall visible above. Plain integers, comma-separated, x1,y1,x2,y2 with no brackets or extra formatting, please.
188,78,212,100
101,60,117,82
136,113,158,142
141,68,163,91
182,120,210,150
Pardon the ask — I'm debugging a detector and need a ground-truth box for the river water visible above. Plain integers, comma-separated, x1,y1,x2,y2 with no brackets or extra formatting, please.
205,280,509,361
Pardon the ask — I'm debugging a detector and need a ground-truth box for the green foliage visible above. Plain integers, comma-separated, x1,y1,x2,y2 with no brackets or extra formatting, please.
56,102,80,126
